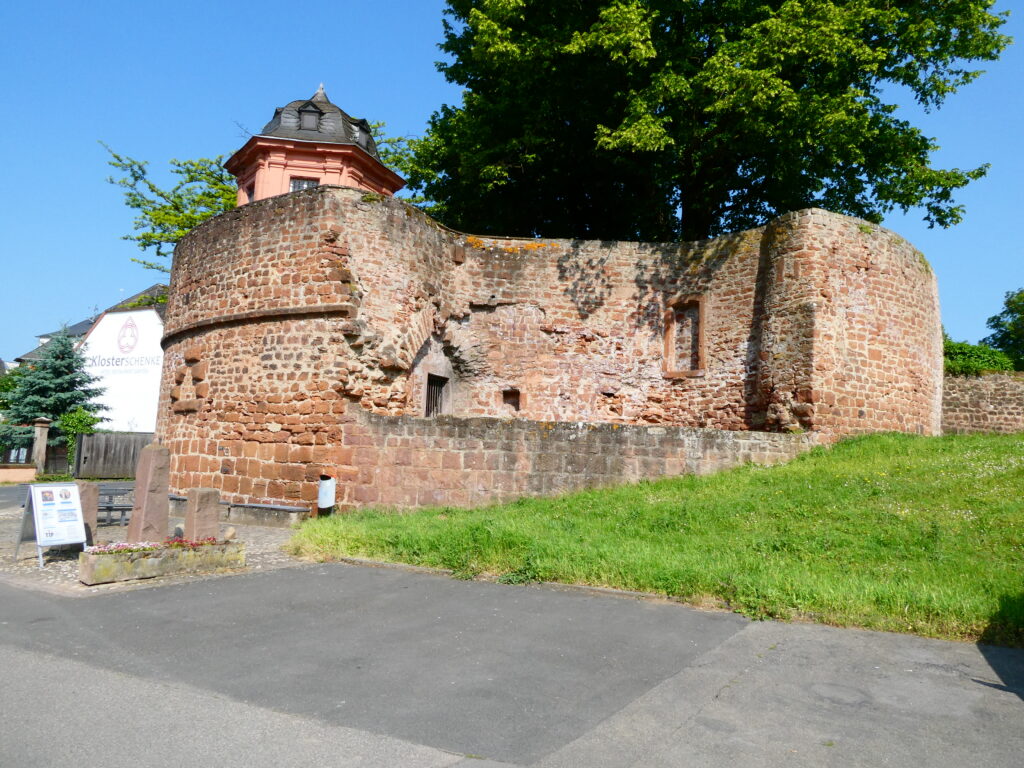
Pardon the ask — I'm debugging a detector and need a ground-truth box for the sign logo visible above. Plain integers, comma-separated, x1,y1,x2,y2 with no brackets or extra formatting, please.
117,317,139,353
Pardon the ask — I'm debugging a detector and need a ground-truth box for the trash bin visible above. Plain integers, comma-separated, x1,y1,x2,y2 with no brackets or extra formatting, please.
317,475,336,516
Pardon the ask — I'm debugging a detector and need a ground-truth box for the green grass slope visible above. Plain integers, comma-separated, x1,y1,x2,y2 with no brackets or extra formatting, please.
289,433,1024,645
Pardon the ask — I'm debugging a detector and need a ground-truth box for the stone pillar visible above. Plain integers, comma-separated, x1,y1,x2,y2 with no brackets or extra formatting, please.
184,487,221,541
76,480,98,546
126,443,171,543
31,417,52,474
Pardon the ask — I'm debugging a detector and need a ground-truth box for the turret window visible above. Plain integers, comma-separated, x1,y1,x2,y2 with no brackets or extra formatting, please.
290,177,319,192
299,107,320,130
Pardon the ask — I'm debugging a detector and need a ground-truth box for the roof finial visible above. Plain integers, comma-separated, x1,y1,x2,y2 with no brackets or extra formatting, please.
312,83,329,103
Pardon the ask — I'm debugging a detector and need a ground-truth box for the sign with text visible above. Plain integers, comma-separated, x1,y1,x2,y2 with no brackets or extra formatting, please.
14,483,87,567
82,309,163,432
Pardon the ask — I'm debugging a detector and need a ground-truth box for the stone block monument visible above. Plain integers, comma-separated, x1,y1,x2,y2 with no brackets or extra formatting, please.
126,443,170,543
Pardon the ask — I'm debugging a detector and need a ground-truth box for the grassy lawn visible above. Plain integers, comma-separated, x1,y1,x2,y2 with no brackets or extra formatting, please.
288,433,1024,645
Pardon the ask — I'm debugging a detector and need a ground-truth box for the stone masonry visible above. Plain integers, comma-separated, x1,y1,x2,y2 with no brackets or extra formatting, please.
943,373,1024,434
156,186,942,510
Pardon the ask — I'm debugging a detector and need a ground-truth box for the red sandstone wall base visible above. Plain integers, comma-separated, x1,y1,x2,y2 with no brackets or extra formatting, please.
943,374,1024,434
166,406,817,511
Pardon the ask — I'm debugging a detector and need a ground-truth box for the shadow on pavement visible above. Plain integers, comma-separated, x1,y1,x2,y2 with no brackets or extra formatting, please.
977,592,1024,701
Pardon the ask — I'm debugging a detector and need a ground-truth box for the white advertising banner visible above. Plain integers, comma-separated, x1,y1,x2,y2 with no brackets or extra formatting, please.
29,484,87,546
14,483,87,567
82,309,164,432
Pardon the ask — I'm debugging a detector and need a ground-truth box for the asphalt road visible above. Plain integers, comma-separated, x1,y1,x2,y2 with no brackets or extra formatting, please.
0,484,26,510
1,564,1022,767
0,481,134,513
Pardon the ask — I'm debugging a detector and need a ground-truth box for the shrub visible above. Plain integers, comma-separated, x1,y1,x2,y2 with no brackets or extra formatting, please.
943,338,1014,376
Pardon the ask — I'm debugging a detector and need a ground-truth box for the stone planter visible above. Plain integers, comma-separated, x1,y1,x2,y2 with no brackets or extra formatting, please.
79,543,245,585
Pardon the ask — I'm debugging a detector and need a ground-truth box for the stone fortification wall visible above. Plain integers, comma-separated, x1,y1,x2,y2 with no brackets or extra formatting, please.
943,374,1024,434
759,211,942,436
335,412,815,509
158,186,940,508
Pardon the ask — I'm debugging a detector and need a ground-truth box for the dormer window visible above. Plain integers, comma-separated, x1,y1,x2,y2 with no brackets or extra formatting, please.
299,105,320,131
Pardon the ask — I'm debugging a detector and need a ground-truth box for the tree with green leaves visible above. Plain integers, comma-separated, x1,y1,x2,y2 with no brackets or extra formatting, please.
943,333,1013,376
57,406,102,466
103,144,238,272
983,287,1024,370
0,365,25,413
409,0,1010,241
105,124,415,273
0,333,105,451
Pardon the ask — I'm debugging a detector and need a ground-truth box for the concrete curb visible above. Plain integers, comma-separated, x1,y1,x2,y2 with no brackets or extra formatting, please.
332,555,732,612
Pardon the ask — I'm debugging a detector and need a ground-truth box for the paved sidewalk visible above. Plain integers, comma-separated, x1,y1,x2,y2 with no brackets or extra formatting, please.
1,563,1021,767
0,485,299,594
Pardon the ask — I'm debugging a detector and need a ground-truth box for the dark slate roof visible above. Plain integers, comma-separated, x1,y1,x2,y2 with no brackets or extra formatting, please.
15,341,53,363
39,316,96,340
105,283,168,319
258,85,382,160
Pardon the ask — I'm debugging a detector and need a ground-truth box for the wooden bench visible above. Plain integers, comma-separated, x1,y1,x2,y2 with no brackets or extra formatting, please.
97,486,134,526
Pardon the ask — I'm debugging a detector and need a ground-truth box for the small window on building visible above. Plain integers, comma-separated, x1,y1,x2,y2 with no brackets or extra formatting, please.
299,108,320,131
245,184,256,203
425,374,449,417
502,388,521,412
290,177,319,193
664,296,704,376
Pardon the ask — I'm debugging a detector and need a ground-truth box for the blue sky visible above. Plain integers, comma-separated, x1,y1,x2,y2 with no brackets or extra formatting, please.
1,0,1020,363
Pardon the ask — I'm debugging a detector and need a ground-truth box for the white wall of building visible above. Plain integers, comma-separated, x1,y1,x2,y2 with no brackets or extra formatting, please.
81,310,163,432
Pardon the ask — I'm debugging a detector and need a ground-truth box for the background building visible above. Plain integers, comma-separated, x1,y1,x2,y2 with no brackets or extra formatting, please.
79,285,166,433
13,285,167,433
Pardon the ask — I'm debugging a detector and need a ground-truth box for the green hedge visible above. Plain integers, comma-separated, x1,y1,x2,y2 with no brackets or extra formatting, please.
944,338,1014,376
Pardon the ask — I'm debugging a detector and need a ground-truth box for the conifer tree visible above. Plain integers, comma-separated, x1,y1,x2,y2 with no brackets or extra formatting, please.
0,333,104,450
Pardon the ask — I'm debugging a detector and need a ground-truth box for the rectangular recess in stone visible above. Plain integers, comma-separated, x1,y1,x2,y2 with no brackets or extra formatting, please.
426,374,449,417
663,295,705,376
502,388,521,412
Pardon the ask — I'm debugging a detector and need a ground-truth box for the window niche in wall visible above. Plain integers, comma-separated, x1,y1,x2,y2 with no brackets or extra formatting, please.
502,388,521,413
663,296,705,377
425,374,449,417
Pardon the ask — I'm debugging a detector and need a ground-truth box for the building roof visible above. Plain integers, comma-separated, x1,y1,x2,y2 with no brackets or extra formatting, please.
39,316,97,340
104,283,168,319
257,85,382,161
17,284,168,363
15,341,56,364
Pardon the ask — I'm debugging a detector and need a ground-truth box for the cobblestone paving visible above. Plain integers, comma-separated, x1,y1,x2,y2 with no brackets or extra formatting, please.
0,499,306,597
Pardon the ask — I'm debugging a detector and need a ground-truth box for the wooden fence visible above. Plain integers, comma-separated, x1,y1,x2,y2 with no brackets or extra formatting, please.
74,432,154,479
6,443,69,473
45,444,69,475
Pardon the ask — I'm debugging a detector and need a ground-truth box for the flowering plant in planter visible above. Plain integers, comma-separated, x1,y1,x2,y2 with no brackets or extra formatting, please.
85,542,162,555
165,536,220,549
85,537,221,555
79,535,244,585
